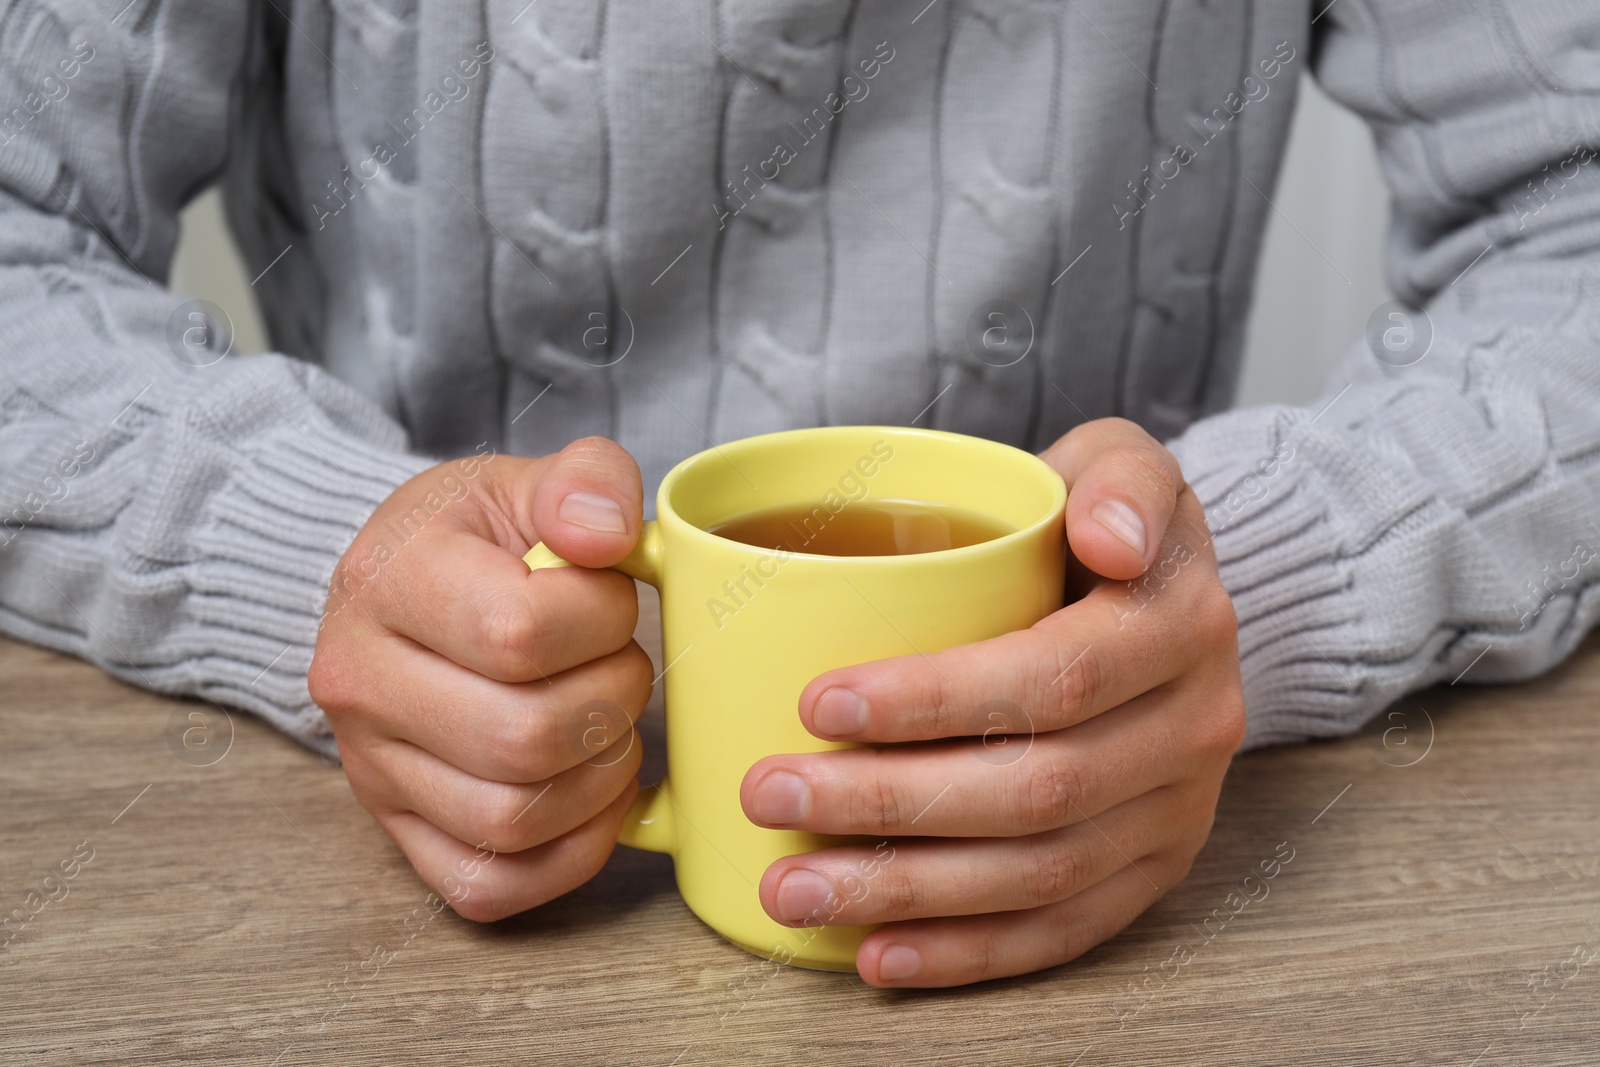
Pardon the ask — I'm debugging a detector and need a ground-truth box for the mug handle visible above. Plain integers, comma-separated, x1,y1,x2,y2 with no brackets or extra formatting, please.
522,524,676,855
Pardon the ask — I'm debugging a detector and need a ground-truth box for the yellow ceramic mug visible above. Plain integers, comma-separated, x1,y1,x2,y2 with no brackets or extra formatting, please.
522,425,1067,970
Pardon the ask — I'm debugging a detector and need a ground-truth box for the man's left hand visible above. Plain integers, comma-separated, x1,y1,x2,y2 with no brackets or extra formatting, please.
740,418,1246,987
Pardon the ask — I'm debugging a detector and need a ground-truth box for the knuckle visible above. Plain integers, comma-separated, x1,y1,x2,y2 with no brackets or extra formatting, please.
1078,417,1144,453
1197,583,1239,640
339,756,389,816
1021,837,1092,905
1100,416,1147,440
578,833,614,884
1064,418,1105,448
1186,801,1221,856
1052,899,1103,966
877,868,921,919
473,784,538,854
1209,689,1248,757
623,641,656,704
552,824,613,892
307,645,358,716
1120,445,1180,503
1168,847,1202,888
1039,639,1111,726
571,703,639,772
850,770,907,834
480,591,545,677
493,709,561,781
1023,758,1084,832
967,929,1000,983
916,662,955,738
1188,598,1246,759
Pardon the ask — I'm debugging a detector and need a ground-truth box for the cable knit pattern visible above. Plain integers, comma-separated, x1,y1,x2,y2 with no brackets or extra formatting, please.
0,0,1597,756
712,1,853,434
1168,0,1600,746
923,0,1056,446
488,0,618,446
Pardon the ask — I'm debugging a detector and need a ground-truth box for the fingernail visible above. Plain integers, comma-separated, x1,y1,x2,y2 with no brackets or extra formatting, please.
775,869,835,923
813,687,869,736
1092,499,1146,558
878,944,922,982
559,491,627,533
751,770,811,826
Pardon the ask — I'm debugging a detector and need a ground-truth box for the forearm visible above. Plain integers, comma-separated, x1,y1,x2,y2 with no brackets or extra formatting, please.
0,3,432,754
1165,0,1600,748
1170,258,1600,748
0,228,432,752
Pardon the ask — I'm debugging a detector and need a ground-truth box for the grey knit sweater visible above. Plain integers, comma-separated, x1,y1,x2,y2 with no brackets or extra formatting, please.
1,0,1597,759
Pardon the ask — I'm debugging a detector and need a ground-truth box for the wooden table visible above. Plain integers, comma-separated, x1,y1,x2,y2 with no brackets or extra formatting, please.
3,584,1597,1066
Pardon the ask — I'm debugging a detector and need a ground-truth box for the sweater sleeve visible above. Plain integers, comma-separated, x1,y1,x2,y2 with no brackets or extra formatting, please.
1166,0,1600,749
0,3,432,757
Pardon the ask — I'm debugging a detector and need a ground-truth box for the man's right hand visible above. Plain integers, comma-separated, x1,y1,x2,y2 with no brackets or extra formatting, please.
308,437,652,920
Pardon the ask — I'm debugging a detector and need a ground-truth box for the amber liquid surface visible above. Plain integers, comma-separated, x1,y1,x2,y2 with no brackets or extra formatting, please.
708,499,1014,556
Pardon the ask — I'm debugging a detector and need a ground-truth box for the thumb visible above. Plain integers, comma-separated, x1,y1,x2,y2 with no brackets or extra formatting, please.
1041,418,1184,582
527,436,645,568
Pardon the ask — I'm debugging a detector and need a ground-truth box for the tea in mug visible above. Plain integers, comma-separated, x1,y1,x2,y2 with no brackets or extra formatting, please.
708,499,1013,557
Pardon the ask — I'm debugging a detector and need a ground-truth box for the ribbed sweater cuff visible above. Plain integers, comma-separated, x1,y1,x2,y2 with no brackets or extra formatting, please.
180,423,433,758
1169,404,1438,751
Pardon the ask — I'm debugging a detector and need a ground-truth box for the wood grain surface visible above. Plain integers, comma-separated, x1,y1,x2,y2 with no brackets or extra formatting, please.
2,584,1597,1066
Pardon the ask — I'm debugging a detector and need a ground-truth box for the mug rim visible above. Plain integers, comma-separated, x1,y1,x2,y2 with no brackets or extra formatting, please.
653,425,1067,565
